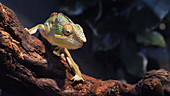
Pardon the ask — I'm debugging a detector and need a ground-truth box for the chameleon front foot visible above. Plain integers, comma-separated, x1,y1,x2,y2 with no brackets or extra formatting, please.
71,74,84,82
63,48,84,82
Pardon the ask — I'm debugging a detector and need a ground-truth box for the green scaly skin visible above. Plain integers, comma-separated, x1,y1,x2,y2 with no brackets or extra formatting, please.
28,12,86,81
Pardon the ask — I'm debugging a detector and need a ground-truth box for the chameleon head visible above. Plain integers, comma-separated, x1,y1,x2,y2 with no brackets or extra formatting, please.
54,23,86,50
51,13,86,50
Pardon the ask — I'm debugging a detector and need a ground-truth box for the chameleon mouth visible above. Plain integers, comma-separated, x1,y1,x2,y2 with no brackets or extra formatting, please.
62,38,83,50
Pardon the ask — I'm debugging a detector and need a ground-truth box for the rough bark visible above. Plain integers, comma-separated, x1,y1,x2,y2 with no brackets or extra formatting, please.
0,3,170,96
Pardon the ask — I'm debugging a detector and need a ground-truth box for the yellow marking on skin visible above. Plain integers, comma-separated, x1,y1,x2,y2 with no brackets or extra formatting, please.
55,34,64,38
55,34,69,39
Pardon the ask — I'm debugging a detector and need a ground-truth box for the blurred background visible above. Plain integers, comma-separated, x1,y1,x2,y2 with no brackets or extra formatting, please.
1,0,170,95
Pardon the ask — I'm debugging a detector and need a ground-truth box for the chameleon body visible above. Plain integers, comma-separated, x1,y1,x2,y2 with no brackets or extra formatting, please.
28,12,86,81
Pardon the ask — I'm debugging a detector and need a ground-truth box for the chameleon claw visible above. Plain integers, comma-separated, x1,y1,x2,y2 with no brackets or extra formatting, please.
71,74,84,82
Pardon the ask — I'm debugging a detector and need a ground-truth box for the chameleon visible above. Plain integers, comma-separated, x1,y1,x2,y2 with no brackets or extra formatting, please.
28,12,86,81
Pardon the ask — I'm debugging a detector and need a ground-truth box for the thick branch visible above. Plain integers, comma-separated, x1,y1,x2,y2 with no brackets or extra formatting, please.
0,3,170,96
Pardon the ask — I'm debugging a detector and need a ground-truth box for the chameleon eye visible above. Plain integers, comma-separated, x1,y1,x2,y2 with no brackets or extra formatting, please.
63,30,72,36
62,24,73,36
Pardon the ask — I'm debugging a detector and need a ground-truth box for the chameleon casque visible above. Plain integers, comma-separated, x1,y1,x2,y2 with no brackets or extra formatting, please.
28,12,86,81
